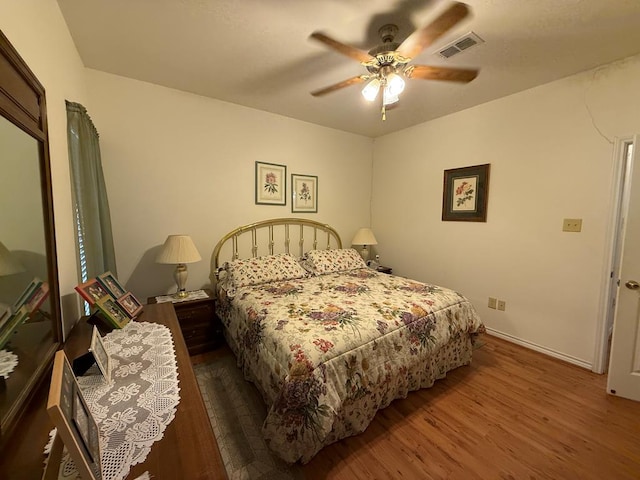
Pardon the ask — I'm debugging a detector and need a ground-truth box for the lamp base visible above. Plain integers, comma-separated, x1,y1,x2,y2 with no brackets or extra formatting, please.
173,264,189,298
359,246,369,261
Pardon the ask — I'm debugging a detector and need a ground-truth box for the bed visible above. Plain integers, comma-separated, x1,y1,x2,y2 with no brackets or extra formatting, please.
210,218,484,463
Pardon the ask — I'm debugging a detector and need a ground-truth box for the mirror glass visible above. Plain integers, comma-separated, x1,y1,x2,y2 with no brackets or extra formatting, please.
0,32,61,439
0,113,54,419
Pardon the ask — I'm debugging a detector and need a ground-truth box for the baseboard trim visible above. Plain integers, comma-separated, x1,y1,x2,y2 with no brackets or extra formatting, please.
485,328,593,371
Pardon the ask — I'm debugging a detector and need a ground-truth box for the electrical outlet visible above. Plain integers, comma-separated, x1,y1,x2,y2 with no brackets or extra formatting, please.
497,300,506,311
488,297,497,309
562,218,582,232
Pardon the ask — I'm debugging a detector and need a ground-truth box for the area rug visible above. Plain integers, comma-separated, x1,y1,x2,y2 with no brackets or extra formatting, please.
194,355,305,480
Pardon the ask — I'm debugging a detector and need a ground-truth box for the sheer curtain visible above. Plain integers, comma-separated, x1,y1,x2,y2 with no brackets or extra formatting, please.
66,101,117,283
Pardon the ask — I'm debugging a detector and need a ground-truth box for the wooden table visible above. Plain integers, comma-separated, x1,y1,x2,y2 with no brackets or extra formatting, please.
0,303,227,480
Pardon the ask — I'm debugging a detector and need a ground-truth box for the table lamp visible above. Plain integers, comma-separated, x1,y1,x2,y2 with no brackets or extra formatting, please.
0,241,25,277
156,235,202,298
351,228,378,262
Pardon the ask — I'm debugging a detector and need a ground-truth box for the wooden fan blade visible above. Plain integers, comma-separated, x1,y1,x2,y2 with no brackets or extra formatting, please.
396,2,470,60
311,76,367,96
310,32,374,63
406,65,478,83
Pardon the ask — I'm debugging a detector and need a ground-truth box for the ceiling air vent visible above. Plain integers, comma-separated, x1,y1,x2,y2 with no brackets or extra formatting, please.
437,31,484,59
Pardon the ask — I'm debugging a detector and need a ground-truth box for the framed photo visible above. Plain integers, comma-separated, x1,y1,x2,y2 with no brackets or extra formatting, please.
96,271,126,298
255,161,287,205
89,326,111,382
117,292,143,319
95,297,130,329
47,350,102,480
75,278,110,305
291,174,318,213
0,305,29,349
0,305,11,329
12,277,42,312
25,282,50,315
442,163,490,222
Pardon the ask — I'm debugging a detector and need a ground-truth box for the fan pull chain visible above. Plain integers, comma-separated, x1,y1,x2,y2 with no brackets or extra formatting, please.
381,104,386,121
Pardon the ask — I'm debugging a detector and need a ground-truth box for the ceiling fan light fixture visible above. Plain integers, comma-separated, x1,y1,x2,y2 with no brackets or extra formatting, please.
361,78,381,102
385,72,405,96
382,88,399,106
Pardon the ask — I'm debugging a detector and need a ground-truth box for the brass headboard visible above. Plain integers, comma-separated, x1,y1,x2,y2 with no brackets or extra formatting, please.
210,218,342,284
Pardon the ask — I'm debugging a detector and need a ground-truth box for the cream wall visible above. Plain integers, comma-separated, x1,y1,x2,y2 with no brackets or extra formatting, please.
372,55,640,367
83,69,373,301
0,0,90,333
4,0,639,367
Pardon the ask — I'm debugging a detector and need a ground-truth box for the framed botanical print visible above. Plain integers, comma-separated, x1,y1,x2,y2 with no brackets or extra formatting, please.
291,174,318,213
442,164,490,222
255,161,286,205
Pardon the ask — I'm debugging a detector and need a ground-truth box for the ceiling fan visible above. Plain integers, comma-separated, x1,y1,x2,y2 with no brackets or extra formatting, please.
309,1,479,120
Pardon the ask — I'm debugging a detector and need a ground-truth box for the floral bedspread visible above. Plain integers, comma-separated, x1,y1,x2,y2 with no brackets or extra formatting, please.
217,268,484,463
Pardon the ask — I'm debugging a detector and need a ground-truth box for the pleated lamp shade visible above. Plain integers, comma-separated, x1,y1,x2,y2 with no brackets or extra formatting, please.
156,235,202,265
156,235,201,297
351,228,378,261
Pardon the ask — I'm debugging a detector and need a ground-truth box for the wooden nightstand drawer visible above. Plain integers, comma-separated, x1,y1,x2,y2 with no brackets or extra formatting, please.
147,289,223,356
175,303,214,326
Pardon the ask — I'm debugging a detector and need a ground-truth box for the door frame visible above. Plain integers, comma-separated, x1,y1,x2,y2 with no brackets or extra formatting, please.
593,136,635,374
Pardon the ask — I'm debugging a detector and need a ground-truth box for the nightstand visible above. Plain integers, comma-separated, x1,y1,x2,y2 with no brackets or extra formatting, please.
147,289,223,356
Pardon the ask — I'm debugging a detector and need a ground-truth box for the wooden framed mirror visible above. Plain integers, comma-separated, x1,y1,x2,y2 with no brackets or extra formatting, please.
0,30,62,440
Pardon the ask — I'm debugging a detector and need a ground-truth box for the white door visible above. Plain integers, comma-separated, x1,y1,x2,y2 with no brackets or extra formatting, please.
607,137,640,400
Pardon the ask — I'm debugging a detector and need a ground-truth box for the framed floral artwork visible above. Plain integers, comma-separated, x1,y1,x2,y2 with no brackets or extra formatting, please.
291,174,318,213
255,161,286,205
442,164,490,222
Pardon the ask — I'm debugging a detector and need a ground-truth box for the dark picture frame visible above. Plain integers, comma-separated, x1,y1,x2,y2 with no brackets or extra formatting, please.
117,292,143,319
75,278,110,306
96,271,126,298
442,164,490,222
291,174,318,213
95,297,130,329
255,161,287,205
46,350,102,480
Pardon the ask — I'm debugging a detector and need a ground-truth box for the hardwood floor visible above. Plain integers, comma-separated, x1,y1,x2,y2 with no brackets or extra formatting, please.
301,335,640,480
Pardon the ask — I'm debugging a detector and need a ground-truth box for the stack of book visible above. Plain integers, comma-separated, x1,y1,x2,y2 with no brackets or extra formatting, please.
75,271,143,329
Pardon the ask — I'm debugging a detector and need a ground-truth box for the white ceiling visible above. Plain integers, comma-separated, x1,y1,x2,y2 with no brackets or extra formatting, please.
56,0,640,138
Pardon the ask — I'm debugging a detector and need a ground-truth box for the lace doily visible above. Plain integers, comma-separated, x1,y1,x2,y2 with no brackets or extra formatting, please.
46,321,180,480
0,349,18,378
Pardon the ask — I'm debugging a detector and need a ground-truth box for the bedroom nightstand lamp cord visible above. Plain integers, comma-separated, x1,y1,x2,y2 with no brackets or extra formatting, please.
351,228,378,262
156,235,202,298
